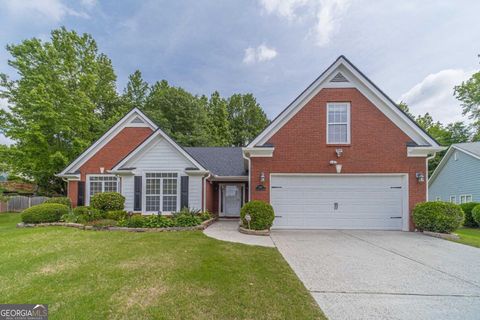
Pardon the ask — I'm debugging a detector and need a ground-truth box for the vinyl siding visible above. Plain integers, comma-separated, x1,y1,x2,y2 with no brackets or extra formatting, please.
188,176,203,210
429,150,480,203
120,137,203,212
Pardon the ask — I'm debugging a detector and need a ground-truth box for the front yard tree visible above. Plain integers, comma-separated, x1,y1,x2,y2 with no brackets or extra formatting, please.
206,91,232,146
123,70,150,109
0,27,121,194
227,93,269,146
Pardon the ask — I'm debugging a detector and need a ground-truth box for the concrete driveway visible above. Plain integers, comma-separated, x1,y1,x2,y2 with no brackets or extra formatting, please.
271,230,480,320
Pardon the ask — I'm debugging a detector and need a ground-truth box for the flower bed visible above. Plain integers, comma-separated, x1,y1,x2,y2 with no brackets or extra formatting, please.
17,217,217,232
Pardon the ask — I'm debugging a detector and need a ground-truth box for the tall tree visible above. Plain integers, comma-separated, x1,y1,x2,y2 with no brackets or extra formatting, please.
206,91,232,146
454,59,480,139
227,93,269,146
398,101,415,119
143,80,211,146
123,70,149,110
0,27,121,194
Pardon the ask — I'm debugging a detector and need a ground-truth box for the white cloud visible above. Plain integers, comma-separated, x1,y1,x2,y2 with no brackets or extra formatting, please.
399,69,475,123
243,44,278,64
259,0,351,46
3,0,89,22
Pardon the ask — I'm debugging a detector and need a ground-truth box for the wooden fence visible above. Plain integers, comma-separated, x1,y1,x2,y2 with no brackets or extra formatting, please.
0,196,49,212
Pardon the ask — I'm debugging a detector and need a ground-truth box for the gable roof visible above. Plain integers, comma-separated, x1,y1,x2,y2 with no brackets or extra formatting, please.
184,147,247,177
428,142,480,185
247,55,440,149
110,128,207,172
58,108,157,177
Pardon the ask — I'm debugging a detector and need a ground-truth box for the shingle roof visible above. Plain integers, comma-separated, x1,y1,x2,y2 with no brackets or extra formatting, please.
184,147,247,177
454,142,480,158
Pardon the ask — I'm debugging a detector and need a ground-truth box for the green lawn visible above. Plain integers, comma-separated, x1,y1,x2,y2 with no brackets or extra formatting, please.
0,213,325,320
453,228,480,248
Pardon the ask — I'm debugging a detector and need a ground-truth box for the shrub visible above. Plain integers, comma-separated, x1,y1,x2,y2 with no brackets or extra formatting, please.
61,212,79,223
240,200,275,230
174,214,202,227
21,203,69,223
72,206,104,222
44,197,71,208
120,215,145,228
173,207,201,218
143,215,175,228
413,201,464,233
105,210,128,221
198,211,212,221
91,219,118,229
90,192,125,212
460,202,480,227
472,205,480,227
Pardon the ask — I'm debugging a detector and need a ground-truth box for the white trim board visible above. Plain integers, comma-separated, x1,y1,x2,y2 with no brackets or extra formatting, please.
58,108,157,177
247,56,439,149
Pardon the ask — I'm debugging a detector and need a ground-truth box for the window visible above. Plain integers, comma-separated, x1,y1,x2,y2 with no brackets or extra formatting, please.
450,195,456,203
145,172,178,212
460,195,473,204
327,102,350,144
89,175,118,197
435,196,441,201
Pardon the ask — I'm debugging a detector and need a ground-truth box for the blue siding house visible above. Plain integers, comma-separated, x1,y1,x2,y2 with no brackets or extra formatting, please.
428,142,480,203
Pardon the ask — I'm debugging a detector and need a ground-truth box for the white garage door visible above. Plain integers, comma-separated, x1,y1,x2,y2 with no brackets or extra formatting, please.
270,175,406,230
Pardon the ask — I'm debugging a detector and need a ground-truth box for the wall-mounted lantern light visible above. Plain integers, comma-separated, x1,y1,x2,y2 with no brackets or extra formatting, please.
336,164,343,173
100,167,105,173
416,172,425,183
260,172,265,183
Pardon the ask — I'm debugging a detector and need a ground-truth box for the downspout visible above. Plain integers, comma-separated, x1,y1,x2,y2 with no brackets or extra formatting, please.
425,153,436,201
242,149,251,201
202,172,211,212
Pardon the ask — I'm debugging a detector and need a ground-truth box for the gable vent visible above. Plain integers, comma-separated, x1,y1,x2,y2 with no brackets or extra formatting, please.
130,116,145,124
330,72,349,83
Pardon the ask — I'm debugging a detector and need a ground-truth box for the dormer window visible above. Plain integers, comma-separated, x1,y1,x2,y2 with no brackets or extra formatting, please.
327,102,350,144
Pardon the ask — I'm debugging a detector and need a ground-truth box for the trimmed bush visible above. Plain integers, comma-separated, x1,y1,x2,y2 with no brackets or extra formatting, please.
174,214,202,227
105,210,128,221
73,206,104,222
143,215,175,228
460,202,480,227
90,192,125,212
240,200,275,230
472,205,480,227
21,203,69,223
44,197,72,208
413,201,464,233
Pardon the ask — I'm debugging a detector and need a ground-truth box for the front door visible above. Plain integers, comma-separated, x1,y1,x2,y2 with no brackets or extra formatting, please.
222,185,242,217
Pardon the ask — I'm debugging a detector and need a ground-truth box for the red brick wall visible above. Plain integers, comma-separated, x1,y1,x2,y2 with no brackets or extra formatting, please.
67,127,153,206
250,88,427,231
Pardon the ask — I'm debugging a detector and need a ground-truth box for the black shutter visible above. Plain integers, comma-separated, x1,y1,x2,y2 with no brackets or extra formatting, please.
180,176,189,210
77,181,85,206
134,176,142,211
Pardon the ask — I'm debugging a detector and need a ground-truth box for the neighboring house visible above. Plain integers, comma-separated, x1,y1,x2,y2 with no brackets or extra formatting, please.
58,56,443,231
428,142,480,204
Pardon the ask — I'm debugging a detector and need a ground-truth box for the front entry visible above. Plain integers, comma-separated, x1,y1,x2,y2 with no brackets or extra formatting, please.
220,184,243,217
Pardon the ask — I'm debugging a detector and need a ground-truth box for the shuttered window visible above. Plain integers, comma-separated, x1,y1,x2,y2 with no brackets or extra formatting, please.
145,173,178,212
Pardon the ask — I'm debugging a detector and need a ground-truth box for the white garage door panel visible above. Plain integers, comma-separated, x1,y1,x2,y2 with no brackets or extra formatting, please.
271,175,406,230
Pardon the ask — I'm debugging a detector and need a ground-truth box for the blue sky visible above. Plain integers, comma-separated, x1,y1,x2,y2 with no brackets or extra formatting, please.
0,0,479,144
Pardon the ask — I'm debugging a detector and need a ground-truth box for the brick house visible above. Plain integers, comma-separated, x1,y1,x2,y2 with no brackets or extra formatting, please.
58,56,444,231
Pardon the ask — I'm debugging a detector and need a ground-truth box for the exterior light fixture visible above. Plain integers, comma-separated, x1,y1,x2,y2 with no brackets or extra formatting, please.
336,148,343,158
416,172,425,183
100,167,105,173
260,172,265,183
245,214,252,229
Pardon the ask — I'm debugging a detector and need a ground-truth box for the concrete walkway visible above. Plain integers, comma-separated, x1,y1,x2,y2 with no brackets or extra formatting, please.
203,220,275,247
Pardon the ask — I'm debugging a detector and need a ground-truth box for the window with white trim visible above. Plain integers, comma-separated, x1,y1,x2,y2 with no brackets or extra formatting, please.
327,102,350,144
145,173,178,212
89,175,118,196
450,195,456,204
460,195,472,204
